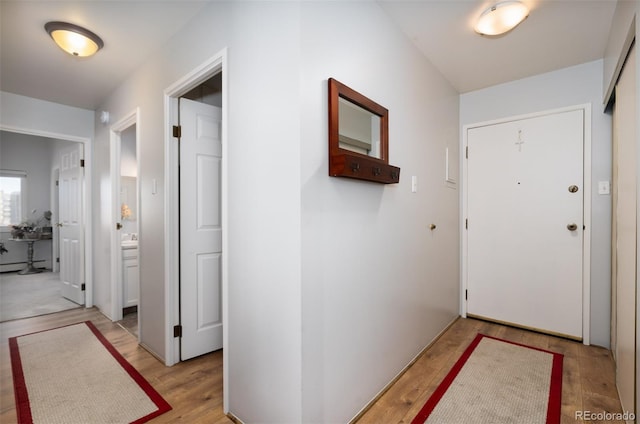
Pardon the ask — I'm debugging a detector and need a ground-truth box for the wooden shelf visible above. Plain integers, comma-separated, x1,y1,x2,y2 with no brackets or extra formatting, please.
329,153,400,184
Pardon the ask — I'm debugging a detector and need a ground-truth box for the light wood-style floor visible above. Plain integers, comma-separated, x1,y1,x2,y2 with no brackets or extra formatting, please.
0,307,232,424
1,309,623,423
357,317,624,424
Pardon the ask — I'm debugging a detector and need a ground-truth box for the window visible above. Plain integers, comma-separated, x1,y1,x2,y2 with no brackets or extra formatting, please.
0,170,27,227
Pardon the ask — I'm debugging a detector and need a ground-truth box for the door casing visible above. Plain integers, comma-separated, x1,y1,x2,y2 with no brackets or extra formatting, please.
109,109,140,323
0,125,93,307
163,48,228,411
461,104,592,345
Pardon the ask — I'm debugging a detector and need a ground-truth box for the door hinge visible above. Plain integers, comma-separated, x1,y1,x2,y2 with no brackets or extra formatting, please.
56,180,59,186
465,146,468,159
56,257,60,263
465,289,468,300
173,125,181,138
81,283,86,291
465,219,468,229
173,325,182,338
80,159,85,168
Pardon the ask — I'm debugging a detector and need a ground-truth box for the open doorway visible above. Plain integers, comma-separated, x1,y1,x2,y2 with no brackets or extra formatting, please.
0,129,92,321
109,110,140,338
163,52,228,419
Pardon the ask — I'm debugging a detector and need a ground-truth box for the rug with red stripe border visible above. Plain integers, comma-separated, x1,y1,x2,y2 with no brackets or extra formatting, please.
9,321,171,424
412,333,563,424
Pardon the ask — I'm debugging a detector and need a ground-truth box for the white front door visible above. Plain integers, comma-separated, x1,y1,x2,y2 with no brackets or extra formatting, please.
59,144,85,305
466,109,584,338
179,97,223,360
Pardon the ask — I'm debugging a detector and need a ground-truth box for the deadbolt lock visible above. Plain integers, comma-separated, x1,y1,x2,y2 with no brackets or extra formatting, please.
568,185,579,193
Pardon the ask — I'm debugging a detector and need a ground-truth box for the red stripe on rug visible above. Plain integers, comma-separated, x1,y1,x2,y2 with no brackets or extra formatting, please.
9,321,172,424
411,333,563,424
9,336,32,424
83,321,172,424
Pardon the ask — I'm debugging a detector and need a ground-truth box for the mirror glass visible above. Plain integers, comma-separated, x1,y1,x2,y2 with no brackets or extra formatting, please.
120,176,136,221
338,97,381,159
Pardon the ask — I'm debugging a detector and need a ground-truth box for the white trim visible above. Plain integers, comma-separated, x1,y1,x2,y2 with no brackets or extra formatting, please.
461,103,592,345
51,167,60,273
0,171,27,230
163,49,229,413
0,124,93,308
0,169,27,176
109,109,140,324
603,15,636,108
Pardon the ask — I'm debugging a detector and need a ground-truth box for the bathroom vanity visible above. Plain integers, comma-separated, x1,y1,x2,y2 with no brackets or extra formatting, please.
122,237,139,308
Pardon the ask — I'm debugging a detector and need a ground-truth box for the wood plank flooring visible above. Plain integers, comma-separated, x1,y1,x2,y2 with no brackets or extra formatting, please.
356,317,624,424
0,307,232,424
1,309,624,423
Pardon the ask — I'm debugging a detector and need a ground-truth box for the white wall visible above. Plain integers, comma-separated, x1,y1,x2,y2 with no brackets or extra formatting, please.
93,2,302,422
460,60,612,348
0,92,94,139
299,2,460,422
93,1,459,422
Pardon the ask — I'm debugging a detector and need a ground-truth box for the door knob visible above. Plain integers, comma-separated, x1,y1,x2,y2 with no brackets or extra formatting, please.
568,185,579,193
56,223,63,228
567,223,578,231
116,223,123,230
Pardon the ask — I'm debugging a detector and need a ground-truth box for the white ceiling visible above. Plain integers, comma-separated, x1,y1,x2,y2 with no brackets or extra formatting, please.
379,0,617,93
0,1,209,110
0,1,618,110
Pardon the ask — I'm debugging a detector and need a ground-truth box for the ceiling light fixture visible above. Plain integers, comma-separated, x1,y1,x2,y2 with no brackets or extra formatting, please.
44,21,104,57
474,1,529,36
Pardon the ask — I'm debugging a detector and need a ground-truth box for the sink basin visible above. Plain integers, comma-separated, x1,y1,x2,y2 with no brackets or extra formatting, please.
121,240,138,249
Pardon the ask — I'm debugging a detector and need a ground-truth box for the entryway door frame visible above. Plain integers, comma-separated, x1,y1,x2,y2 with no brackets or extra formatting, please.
0,124,94,308
460,104,592,345
109,109,141,323
162,49,228,410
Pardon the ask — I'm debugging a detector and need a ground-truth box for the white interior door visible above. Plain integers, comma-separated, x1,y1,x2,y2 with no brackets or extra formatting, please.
612,44,636,422
59,144,85,305
179,97,223,360
466,109,584,338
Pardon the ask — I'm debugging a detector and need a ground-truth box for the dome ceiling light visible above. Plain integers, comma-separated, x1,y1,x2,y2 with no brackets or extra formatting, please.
45,21,104,57
474,1,530,36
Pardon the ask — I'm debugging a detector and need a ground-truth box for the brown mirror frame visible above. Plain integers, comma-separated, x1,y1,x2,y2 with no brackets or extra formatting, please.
328,78,400,184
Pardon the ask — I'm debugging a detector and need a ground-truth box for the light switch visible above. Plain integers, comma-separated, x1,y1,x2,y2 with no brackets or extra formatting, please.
411,176,418,193
598,181,610,195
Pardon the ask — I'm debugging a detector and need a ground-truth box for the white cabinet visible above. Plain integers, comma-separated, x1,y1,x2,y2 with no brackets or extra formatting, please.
122,247,139,308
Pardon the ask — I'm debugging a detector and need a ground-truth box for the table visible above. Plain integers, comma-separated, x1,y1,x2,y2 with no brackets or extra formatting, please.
10,238,43,275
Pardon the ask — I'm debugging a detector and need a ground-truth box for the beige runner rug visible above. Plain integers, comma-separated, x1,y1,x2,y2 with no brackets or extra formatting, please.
10,321,171,424
412,334,563,424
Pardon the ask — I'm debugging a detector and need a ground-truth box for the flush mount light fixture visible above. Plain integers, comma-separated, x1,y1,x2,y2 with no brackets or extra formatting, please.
44,21,104,57
474,1,529,36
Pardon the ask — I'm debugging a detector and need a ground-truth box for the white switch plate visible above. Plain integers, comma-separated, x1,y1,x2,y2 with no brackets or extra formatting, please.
411,176,418,193
598,181,610,195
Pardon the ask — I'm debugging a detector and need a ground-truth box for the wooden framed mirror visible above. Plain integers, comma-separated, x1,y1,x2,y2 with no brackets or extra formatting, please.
328,78,400,184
